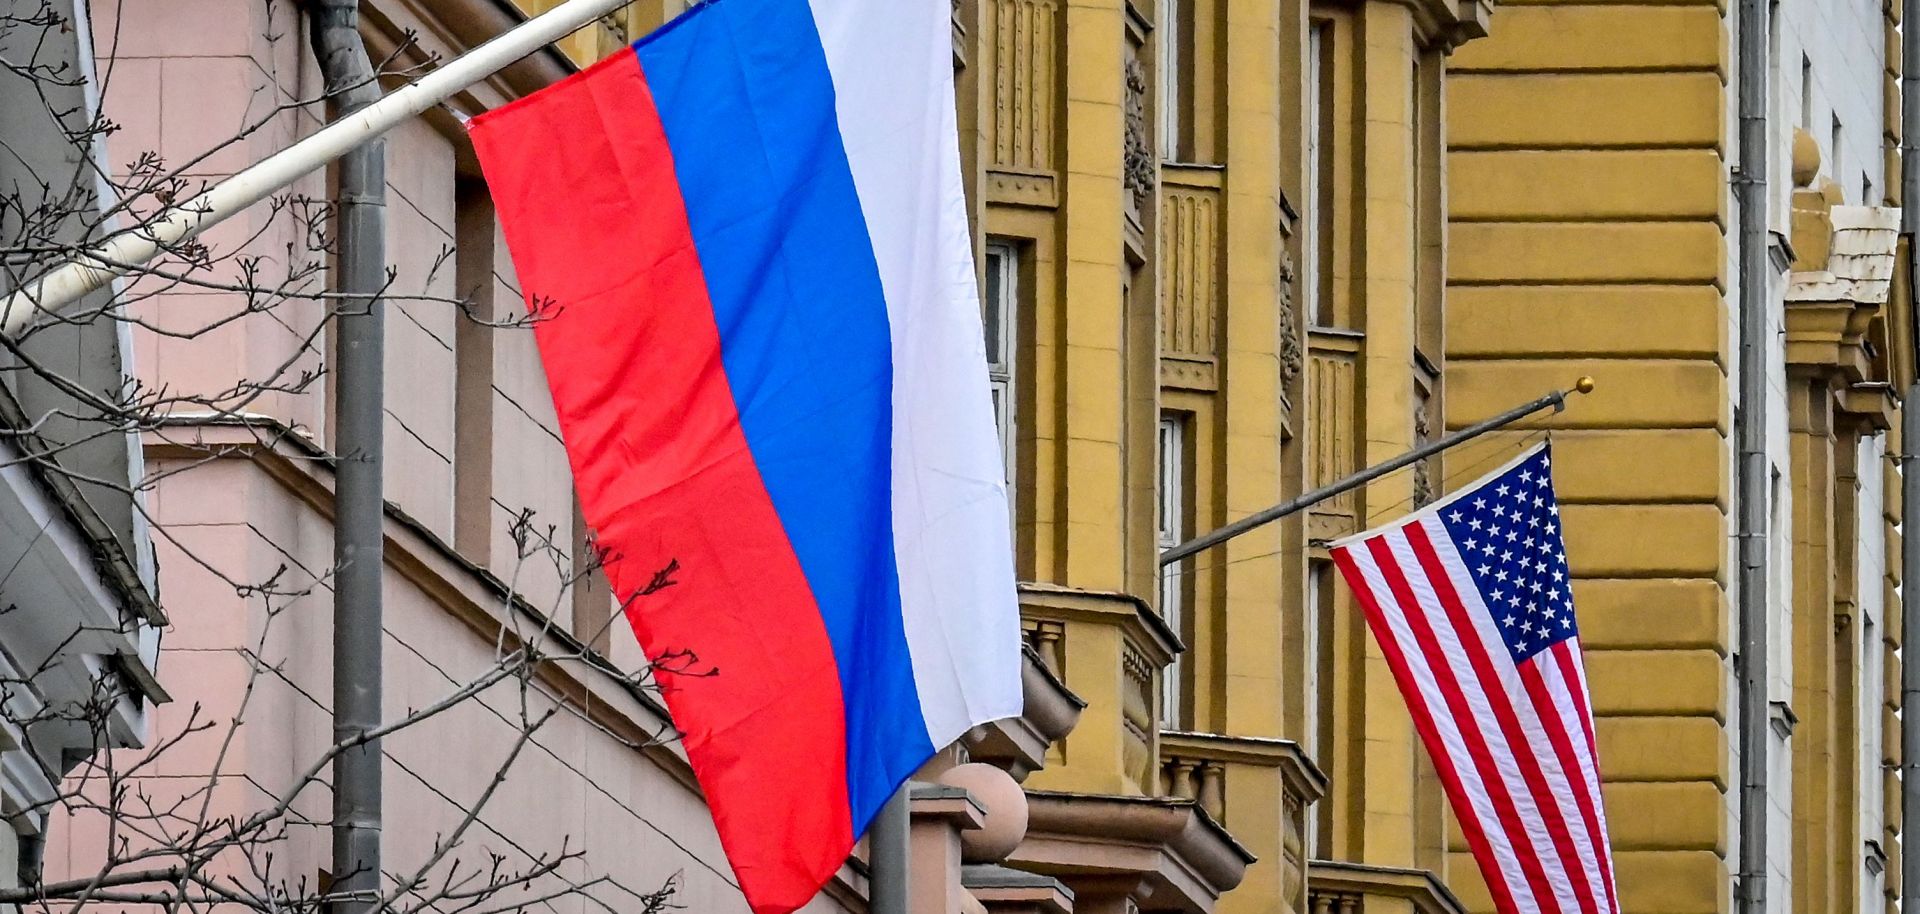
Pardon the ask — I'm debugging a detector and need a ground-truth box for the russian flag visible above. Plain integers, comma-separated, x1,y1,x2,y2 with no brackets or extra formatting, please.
468,0,1022,911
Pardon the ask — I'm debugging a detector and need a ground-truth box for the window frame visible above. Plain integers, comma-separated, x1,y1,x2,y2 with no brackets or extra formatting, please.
983,240,1019,492
1305,19,1333,327
1159,0,1188,160
1157,412,1189,725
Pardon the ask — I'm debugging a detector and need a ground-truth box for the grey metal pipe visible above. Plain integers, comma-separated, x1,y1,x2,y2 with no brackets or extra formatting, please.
1732,0,1771,910
869,787,911,914
1899,0,1920,906
1903,385,1919,914
309,4,387,913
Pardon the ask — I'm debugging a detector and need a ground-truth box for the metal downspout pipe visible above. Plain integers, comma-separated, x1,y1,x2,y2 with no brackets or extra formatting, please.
1900,0,1920,906
308,5,387,913
1733,0,1771,911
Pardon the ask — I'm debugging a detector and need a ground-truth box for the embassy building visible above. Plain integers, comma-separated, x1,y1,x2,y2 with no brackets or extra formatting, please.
40,0,1920,913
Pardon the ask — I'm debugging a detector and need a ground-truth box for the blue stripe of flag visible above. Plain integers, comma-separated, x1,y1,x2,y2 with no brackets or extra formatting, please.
633,0,933,836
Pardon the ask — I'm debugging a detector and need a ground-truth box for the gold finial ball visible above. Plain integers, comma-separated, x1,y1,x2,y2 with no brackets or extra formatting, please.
1575,376,1597,395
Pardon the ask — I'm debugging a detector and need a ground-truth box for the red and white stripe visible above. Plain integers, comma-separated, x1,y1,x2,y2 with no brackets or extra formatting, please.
1331,515,1618,914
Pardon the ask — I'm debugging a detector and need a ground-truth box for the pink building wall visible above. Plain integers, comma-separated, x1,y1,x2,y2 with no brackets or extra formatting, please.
55,2,860,910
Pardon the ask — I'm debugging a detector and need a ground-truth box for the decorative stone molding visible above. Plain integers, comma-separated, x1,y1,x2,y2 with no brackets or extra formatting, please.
1306,329,1365,540
1161,166,1224,391
1306,860,1466,914
1159,732,1328,818
1019,582,1184,666
1411,401,1433,507
1278,246,1304,423
363,0,570,110
1783,203,1906,427
1018,583,1179,793
1024,618,1067,676
953,0,968,70
1391,0,1494,53
1791,127,1821,189
1121,643,1157,787
1124,55,1155,216
909,784,992,914
1791,182,1849,275
987,170,1060,208
1011,791,1256,913
967,645,1086,781
965,864,1076,914
1161,732,1327,914
984,0,1058,177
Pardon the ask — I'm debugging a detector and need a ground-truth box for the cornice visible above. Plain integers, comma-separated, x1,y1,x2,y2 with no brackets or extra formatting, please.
963,864,1075,914
1018,582,1184,665
141,419,696,782
1307,859,1466,914
1375,0,1494,53
364,0,573,107
1784,205,1905,391
1159,730,1328,802
1014,790,1255,913
967,646,1085,780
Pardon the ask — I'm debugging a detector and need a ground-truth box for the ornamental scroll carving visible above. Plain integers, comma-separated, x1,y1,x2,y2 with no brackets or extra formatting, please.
1278,248,1303,387
1123,55,1154,212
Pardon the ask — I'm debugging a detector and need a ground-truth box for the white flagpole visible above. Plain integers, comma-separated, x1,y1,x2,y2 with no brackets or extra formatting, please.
0,0,632,335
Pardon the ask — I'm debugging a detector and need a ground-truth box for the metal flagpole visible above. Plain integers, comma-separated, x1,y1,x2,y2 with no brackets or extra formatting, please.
870,788,911,914
0,0,632,331
1159,379,1595,566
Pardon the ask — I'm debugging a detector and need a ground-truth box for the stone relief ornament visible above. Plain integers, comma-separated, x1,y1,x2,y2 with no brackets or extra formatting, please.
1278,248,1304,389
1413,402,1434,507
1123,56,1154,210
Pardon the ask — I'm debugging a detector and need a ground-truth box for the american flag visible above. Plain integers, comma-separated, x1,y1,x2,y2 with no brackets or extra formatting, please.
1329,442,1617,914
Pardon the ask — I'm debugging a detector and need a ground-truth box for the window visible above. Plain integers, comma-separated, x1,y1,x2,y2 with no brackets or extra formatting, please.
1160,0,1190,159
983,242,1018,486
1308,559,1336,850
453,179,496,562
1832,114,1843,181
1801,55,1813,131
1306,21,1333,326
1157,414,1187,724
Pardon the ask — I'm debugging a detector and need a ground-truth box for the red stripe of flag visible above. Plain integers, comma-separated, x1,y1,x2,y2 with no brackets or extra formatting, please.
1329,548,1530,914
1550,643,1621,912
1516,656,1615,913
1402,523,1600,914
1360,536,1562,909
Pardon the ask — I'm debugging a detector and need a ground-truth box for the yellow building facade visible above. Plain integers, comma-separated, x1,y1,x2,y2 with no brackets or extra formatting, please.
951,0,1496,910
494,1,1920,914
513,0,1502,911
1447,3,1913,914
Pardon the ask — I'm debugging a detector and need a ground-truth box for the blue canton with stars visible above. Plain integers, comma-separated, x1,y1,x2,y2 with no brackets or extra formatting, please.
1434,445,1576,664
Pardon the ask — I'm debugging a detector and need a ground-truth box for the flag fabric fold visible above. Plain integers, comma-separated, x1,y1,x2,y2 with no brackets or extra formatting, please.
1329,443,1618,914
468,1,1022,910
